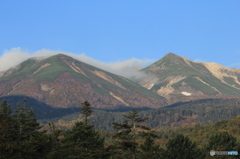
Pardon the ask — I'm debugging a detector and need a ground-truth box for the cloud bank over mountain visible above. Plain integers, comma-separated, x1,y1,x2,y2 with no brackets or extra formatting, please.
0,48,155,81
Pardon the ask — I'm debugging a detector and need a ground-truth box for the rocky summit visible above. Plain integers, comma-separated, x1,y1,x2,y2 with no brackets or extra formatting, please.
0,54,167,109
139,53,240,104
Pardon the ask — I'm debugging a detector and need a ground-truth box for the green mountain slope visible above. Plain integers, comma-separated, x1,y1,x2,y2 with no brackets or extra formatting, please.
139,53,240,103
0,54,167,109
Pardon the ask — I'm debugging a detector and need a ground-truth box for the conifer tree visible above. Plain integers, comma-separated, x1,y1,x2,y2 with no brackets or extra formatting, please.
60,122,108,159
81,100,93,125
0,100,14,159
139,136,165,159
46,122,62,159
12,99,49,159
112,109,150,159
0,99,50,159
166,134,204,159
55,101,109,158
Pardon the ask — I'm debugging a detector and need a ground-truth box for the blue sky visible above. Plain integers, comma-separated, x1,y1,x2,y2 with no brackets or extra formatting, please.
0,0,240,72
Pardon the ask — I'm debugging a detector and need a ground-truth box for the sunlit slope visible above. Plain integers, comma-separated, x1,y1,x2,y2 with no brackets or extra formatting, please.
139,53,240,103
0,54,167,109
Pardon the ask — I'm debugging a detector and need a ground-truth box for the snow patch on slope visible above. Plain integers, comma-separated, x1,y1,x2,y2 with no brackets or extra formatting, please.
181,92,191,96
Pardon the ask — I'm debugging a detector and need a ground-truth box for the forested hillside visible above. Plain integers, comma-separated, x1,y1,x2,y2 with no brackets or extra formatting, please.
42,98,240,132
1,99,239,159
1,95,240,132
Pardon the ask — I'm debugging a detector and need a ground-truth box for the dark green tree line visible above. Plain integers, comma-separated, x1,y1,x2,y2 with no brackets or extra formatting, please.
1,99,240,159
0,99,52,159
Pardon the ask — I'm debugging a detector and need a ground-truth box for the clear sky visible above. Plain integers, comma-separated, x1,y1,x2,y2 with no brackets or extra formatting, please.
0,0,240,71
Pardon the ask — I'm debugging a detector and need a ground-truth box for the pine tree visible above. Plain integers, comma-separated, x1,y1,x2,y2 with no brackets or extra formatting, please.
56,101,109,159
139,136,165,159
166,134,204,159
0,100,14,159
111,109,150,159
60,122,108,159
11,99,49,159
0,99,51,159
46,122,62,159
81,100,93,125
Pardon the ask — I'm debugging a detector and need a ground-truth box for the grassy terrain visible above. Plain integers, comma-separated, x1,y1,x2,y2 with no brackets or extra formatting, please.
150,81,169,91
172,76,218,95
201,76,240,96
0,59,37,82
224,76,240,88
141,53,240,96
0,55,74,82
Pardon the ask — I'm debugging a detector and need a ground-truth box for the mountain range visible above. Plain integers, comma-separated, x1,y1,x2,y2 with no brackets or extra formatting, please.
0,53,240,109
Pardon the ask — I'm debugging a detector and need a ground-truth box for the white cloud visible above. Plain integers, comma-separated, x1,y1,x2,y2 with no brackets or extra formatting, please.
0,48,156,82
0,48,30,72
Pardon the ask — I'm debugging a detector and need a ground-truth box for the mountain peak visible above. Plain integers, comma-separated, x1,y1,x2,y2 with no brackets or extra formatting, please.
143,53,191,71
165,52,180,57
163,52,191,62
160,52,182,61
51,53,71,58
55,53,68,56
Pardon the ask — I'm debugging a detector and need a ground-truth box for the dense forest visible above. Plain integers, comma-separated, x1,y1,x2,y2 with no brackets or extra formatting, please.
1,99,240,159
39,98,240,132
2,95,240,132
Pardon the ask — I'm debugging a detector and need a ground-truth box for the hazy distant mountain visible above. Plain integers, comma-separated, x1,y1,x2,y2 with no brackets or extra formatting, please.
0,54,167,109
139,53,240,103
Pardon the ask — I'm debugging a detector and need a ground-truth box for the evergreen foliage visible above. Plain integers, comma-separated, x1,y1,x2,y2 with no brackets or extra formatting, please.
46,122,62,159
205,132,237,151
203,132,239,159
1,98,240,159
0,100,14,159
0,99,51,159
111,110,155,159
81,100,93,125
139,136,165,159
166,134,204,159
42,98,240,131
59,122,108,159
